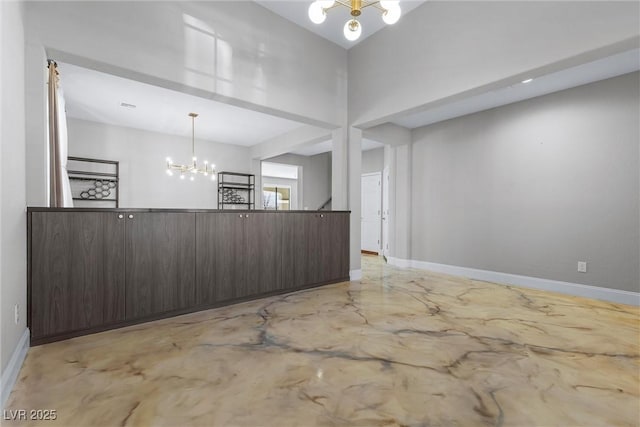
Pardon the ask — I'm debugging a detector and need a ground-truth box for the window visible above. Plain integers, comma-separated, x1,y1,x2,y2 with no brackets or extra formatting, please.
263,185,291,210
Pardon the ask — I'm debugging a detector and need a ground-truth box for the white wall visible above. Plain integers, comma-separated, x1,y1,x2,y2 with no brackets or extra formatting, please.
24,0,349,210
411,73,639,292
1,0,27,377
362,148,384,174
67,118,251,209
25,1,347,128
348,1,640,127
265,152,332,210
24,42,47,207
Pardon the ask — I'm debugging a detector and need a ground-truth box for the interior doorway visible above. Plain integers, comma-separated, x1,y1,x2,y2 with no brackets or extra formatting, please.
361,172,382,254
263,184,291,210
261,161,299,210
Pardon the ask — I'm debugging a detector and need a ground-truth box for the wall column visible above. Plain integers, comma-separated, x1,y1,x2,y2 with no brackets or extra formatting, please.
251,158,262,209
393,142,412,261
384,142,412,265
331,127,348,210
348,126,362,277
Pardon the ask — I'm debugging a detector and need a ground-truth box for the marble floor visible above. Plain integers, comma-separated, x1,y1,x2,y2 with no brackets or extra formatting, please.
5,255,639,427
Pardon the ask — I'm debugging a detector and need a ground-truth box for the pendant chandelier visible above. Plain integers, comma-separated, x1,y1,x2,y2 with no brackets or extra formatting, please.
308,0,402,42
166,113,216,182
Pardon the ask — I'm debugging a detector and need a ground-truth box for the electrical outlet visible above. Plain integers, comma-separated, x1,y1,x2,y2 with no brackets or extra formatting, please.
14,304,19,324
577,261,587,273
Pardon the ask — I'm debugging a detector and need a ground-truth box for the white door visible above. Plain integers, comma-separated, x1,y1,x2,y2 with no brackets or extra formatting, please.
382,167,390,257
361,173,382,253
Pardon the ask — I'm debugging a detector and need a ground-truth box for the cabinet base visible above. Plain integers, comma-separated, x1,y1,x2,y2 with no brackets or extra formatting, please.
29,276,350,346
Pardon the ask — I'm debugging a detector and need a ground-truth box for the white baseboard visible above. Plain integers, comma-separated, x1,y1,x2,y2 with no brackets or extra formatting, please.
391,258,639,306
386,256,411,268
350,269,362,281
1,328,30,410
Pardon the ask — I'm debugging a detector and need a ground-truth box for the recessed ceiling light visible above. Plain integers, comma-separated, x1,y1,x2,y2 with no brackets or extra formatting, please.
120,102,136,109
521,78,533,84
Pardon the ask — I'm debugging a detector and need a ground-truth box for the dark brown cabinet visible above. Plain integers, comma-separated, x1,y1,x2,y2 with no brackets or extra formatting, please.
29,209,349,345
196,212,282,303
30,212,125,340
196,213,245,303
281,213,350,289
281,213,308,289
246,212,282,294
319,213,350,283
125,213,195,319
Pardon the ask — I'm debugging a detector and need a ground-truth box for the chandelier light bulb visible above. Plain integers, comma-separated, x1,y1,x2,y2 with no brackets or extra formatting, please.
166,113,216,183
343,19,362,41
309,1,400,40
308,2,326,24
382,3,401,25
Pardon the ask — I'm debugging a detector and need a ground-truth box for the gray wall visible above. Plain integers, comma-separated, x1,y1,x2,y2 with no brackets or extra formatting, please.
411,72,639,292
265,152,332,210
362,147,384,174
1,0,28,375
67,118,251,209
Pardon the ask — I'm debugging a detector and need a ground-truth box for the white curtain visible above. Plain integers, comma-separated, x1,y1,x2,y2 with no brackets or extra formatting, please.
57,86,73,207
47,61,73,207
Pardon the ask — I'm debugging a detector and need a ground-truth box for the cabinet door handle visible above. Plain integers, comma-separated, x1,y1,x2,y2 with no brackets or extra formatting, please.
118,214,124,219
239,214,243,218
128,214,134,219
320,214,324,218
245,214,249,218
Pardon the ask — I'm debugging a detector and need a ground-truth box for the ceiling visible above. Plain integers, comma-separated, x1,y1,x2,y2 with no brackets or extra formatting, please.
256,1,426,49
290,138,384,156
392,49,640,129
58,62,304,146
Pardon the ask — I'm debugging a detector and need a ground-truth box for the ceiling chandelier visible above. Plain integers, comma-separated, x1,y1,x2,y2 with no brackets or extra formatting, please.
308,0,401,42
166,113,216,182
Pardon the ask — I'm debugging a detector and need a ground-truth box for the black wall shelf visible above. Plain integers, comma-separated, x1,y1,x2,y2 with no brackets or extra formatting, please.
68,156,119,208
218,172,255,210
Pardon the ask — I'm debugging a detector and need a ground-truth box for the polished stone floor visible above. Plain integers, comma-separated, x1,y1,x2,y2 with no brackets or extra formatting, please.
6,255,639,426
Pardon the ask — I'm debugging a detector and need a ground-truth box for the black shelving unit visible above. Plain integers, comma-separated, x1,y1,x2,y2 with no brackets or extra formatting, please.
68,156,119,207
218,171,255,210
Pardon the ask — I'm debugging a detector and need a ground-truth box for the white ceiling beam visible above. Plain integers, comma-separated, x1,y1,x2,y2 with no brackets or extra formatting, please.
250,125,333,160
362,123,411,147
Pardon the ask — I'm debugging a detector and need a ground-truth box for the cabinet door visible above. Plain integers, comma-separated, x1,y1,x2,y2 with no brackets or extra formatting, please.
246,213,282,294
319,213,350,282
196,213,246,304
125,212,195,319
281,213,308,290
304,214,322,285
30,212,125,339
